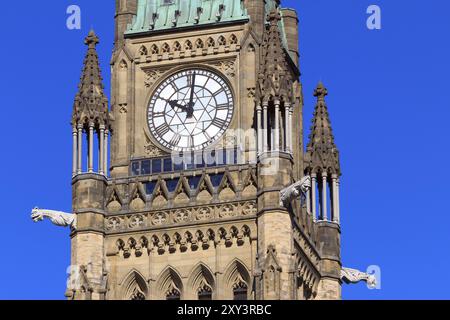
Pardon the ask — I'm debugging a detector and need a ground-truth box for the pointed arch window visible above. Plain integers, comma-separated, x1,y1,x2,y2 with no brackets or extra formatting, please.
166,281,181,301
166,287,181,301
233,280,248,300
130,288,146,300
198,282,213,300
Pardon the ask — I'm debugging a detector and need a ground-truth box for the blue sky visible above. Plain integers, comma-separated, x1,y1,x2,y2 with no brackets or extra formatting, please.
0,0,449,300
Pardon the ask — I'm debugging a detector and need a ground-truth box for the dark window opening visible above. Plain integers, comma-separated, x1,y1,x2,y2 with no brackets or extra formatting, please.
166,289,181,301
198,285,212,301
233,282,248,301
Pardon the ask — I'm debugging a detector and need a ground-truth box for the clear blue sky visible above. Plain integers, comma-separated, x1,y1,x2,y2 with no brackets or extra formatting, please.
0,0,449,300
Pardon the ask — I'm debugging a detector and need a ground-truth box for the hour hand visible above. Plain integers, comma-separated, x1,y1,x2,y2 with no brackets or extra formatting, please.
167,99,187,112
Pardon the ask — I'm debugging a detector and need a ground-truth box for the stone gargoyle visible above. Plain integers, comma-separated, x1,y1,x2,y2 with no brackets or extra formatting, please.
31,207,77,229
279,176,311,207
341,267,377,289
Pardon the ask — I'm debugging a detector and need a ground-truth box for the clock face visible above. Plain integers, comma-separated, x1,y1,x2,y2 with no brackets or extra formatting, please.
148,69,234,152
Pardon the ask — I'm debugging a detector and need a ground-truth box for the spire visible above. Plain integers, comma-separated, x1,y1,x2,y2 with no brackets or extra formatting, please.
72,30,110,128
257,8,293,103
305,82,340,175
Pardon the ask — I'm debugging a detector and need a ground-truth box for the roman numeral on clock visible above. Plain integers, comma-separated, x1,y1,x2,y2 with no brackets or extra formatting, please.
155,123,170,137
216,104,228,111
212,118,227,128
170,133,181,146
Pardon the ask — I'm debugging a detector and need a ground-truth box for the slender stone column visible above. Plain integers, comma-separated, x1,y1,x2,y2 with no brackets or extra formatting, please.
284,103,290,152
331,174,338,222
321,171,328,221
99,125,105,175
274,100,280,151
335,178,341,224
88,123,94,173
256,105,263,155
311,173,317,219
306,189,311,215
288,105,293,153
77,124,83,174
104,130,109,175
262,102,268,152
72,126,78,176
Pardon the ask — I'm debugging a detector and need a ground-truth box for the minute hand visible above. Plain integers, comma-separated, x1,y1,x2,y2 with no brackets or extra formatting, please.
188,72,196,108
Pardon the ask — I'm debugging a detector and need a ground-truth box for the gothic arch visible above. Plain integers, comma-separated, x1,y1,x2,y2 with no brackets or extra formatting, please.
155,266,184,300
120,269,148,300
223,259,251,300
186,263,216,300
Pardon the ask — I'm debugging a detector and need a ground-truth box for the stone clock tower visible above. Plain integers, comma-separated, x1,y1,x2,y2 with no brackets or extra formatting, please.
64,0,345,300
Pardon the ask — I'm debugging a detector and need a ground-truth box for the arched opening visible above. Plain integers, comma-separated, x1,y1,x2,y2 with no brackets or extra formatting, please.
233,280,248,301
224,259,251,300
156,266,184,300
121,270,148,300
187,263,215,300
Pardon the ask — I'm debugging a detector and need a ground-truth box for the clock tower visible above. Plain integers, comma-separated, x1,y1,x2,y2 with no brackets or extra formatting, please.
67,0,343,300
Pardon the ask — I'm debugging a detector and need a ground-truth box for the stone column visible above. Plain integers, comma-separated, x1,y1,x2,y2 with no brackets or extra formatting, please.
256,104,263,155
331,174,338,223
306,189,311,214
311,173,317,219
77,124,83,174
321,172,328,221
263,102,268,152
335,178,341,224
274,100,280,151
88,123,94,173
99,125,105,175
104,130,109,176
284,103,290,152
72,126,78,176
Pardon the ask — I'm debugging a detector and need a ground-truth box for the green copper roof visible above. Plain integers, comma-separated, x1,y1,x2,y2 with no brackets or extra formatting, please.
126,0,249,35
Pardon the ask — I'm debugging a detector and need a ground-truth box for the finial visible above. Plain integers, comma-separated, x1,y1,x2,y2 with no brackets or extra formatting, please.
314,82,328,100
85,29,99,48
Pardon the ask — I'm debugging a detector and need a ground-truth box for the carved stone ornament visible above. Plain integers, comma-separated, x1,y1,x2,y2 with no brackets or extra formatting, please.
242,202,257,216
145,144,164,157
219,204,236,218
129,214,145,229
145,70,163,88
279,176,312,207
31,207,77,229
215,60,236,78
106,217,122,231
152,212,168,225
341,267,377,289
196,207,212,221
174,209,190,223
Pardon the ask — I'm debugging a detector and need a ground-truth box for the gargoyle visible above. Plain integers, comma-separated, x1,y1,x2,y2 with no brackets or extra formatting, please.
341,267,377,289
279,176,311,207
31,207,77,229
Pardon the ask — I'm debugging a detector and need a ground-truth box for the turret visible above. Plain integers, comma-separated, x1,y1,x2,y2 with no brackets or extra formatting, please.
304,82,341,223
256,8,295,156
71,30,112,177
304,82,342,300
68,30,110,300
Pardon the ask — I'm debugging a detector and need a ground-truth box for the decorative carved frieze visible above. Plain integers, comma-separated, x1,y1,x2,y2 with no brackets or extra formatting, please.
104,201,257,233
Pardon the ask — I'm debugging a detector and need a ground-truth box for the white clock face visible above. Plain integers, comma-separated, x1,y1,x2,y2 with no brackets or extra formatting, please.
148,69,234,152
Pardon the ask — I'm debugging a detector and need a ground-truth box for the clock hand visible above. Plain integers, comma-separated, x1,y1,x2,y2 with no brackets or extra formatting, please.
161,98,188,112
168,99,188,112
187,72,196,118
